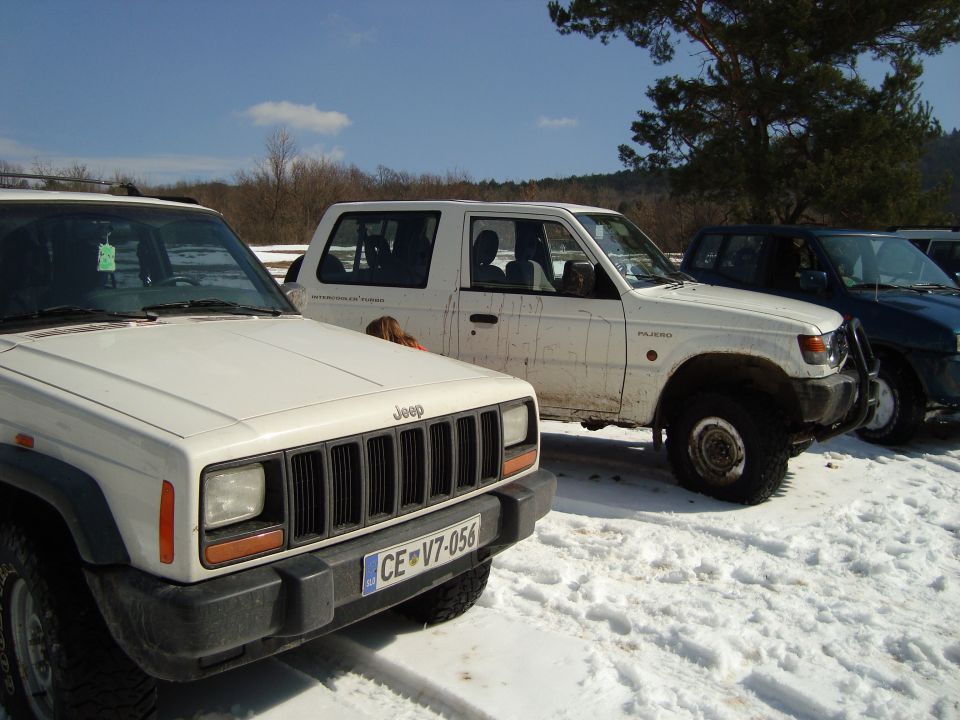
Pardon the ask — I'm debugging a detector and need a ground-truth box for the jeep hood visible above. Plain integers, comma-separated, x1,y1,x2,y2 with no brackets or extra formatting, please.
0,317,501,437
645,282,841,331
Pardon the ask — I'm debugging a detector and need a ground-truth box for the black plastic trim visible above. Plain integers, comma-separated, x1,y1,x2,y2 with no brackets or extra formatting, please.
0,445,129,564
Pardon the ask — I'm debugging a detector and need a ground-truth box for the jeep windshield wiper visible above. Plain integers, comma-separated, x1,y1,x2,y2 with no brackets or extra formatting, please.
141,298,285,316
1,306,158,323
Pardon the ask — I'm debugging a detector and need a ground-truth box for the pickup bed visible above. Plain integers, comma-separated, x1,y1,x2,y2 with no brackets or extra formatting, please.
286,200,878,506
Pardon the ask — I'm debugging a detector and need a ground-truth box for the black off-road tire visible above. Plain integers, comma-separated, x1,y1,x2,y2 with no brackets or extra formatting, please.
396,560,491,625
789,439,814,458
855,362,925,446
0,521,157,720
667,392,790,505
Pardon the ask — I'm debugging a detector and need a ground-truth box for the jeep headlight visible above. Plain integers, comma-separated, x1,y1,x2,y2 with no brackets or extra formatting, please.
502,404,530,447
204,464,265,529
501,400,537,477
956,333,960,353
798,330,846,367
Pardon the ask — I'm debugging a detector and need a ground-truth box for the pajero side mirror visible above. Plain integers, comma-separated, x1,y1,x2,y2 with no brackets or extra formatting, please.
560,261,596,297
799,270,829,293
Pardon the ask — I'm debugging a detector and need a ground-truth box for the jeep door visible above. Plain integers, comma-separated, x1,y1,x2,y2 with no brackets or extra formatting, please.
456,213,627,416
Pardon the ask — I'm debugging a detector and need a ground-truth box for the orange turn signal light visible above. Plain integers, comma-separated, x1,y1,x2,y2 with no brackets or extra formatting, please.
159,481,175,564
798,335,827,353
503,449,537,478
14,434,34,449
205,529,284,566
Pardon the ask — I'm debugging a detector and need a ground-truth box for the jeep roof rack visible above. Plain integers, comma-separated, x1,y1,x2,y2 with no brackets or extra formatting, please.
0,172,199,204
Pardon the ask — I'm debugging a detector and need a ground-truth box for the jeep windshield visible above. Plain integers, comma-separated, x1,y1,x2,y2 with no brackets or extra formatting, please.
574,213,687,287
820,234,958,291
0,202,294,329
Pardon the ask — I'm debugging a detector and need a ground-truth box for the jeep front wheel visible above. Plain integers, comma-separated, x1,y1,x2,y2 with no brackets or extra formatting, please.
0,522,157,720
396,560,491,625
667,393,789,505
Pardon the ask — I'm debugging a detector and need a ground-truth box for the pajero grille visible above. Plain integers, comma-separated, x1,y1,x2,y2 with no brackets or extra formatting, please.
288,407,502,546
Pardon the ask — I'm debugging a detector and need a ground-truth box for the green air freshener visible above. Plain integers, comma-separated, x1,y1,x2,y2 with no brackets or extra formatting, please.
98,242,116,273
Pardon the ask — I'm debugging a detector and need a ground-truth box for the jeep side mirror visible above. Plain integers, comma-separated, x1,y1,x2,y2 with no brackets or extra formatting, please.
798,270,829,293
281,282,308,312
560,261,595,297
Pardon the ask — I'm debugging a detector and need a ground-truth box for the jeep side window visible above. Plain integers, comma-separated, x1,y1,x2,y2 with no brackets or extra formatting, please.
469,218,589,293
319,212,439,288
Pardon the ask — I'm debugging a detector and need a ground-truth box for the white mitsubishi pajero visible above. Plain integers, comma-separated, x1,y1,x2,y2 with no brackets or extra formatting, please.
287,200,877,506
0,188,554,719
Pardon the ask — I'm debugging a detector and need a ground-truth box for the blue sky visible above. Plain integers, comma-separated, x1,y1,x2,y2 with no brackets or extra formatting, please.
2,1,959,185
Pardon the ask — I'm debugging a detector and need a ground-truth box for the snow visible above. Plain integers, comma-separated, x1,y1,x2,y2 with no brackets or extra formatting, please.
148,416,958,719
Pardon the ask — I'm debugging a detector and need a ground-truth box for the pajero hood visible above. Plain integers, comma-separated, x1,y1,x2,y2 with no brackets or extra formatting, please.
638,282,842,333
0,317,503,437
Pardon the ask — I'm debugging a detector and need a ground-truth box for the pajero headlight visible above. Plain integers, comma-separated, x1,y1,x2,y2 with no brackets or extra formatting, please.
798,330,847,367
501,399,538,477
204,463,265,529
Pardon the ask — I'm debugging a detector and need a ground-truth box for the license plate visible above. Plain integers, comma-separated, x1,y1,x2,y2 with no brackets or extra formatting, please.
362,514,481,596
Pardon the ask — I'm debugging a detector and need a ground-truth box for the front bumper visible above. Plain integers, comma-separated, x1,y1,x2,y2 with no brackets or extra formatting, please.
792,319,879,441
911,350,960,409
84,470,555,681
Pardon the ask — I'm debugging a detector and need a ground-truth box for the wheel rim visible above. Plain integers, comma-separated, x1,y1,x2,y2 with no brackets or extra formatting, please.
864,376,895,431
10,578,55,720
687,416,745,486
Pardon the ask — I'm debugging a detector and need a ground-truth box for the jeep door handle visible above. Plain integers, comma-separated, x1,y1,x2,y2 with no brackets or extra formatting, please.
470,314,498,324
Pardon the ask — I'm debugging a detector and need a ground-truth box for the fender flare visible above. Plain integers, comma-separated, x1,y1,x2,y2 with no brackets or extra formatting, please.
0,445,130,565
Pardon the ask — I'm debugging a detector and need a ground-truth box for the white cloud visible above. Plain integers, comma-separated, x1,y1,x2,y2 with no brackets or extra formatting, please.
537,116,579,129
0,138,249,183
300,143,347,163
0,135,39,158
243,101,352,135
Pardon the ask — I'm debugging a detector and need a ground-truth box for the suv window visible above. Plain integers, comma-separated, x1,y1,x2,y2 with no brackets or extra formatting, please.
320,212,439,288
0,202,287,321
713,234,768,286
469,217,590,293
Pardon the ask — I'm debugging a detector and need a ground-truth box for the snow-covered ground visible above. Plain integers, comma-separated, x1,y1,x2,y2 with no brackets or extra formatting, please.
150,416,959,720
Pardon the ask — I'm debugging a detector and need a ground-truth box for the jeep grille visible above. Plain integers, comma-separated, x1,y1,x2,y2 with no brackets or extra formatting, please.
288,407,502,545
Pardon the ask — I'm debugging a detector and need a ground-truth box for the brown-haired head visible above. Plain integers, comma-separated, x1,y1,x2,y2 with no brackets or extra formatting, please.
365,316,421,348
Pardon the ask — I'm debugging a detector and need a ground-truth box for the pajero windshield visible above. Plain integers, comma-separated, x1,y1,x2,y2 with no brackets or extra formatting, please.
575,212,688,287
0,202,294,330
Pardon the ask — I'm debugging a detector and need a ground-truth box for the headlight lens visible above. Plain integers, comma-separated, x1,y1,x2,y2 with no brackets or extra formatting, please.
204,464,265,529
956,334,960,353
502,404,529,447
798,330,846,367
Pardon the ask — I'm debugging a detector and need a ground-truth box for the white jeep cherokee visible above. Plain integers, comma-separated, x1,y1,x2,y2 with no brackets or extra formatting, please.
0,188,554,719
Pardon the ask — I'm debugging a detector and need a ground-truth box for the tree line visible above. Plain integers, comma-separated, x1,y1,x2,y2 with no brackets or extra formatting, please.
2,126,957,254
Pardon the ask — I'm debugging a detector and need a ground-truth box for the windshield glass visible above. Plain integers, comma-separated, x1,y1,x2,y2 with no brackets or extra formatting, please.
0,202,292,326
820,234,958,290
574,213,681,287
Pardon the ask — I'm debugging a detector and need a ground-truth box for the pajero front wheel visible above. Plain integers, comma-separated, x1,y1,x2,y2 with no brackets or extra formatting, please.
0,522,157,720
667,393,789,505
